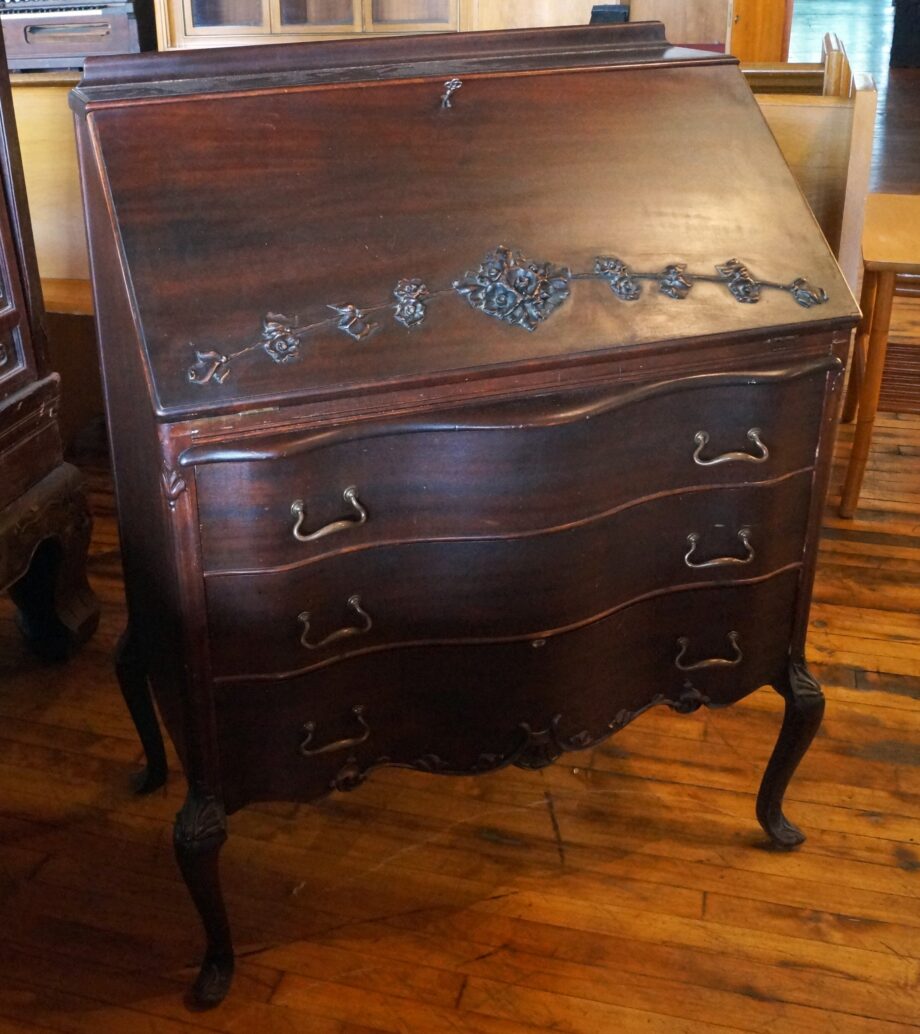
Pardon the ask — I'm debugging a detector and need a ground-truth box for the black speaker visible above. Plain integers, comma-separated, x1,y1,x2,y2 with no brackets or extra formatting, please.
891,0,920,68
590,5,629,25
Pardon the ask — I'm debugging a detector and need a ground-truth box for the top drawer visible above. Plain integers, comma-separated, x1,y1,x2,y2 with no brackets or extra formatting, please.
193,362,831,573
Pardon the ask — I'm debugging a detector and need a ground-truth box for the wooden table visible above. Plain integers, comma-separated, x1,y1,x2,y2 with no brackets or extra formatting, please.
840,193,920,516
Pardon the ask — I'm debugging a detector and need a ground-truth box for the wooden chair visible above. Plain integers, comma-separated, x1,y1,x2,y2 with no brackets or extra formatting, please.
744,32,852,94
839,194,920,517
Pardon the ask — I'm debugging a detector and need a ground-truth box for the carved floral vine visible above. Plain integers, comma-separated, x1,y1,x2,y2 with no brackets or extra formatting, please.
186,244,830,386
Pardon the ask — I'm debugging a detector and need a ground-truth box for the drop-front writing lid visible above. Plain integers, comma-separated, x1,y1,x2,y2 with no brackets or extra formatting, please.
74,23,858,419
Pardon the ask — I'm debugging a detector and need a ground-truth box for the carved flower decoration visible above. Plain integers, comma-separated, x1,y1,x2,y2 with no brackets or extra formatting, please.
393,278,430,328
594,256,642,301
658,263,693,300
329,303,377,341
261,312,300,363
454,246,571,332
184,244,828,387
187,348,230,385
786,277,829,308
717,258,762,303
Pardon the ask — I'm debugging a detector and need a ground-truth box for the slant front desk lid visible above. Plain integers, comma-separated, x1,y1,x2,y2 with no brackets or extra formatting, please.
72,23,858,420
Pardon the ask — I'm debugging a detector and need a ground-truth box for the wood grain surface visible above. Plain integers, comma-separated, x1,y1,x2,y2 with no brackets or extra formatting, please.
0,417,918,1030
0,5,916,1029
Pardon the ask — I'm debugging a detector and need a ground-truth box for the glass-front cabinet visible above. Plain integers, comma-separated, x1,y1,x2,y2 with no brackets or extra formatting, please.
275,0,361,33
160,0,462,46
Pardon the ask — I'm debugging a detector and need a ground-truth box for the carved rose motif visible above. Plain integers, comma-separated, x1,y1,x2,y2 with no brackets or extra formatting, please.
594,256,642,301
185,246,828,386
329,303,377,341
658,263,693,300
786,277,829,308
717,258,762,303
454,246,571,332
261,313,300,363
187,348,230,385
393,278,430,328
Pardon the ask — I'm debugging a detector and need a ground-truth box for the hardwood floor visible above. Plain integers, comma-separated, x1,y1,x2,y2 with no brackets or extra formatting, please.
0,5,918,1032
2,425,919,1033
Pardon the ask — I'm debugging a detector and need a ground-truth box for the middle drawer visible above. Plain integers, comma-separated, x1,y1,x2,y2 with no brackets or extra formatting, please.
206,472,811,680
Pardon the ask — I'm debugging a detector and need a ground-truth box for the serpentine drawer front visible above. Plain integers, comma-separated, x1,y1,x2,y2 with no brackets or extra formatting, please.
74,22,860,1006
205,472,812,679
214,571,802,813
194,367,827,573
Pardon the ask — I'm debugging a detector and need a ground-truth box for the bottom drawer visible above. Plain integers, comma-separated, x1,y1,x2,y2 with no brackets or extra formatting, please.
215,570,801,812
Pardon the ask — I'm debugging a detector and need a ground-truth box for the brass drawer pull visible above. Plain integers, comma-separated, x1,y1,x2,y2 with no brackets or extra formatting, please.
298,594,373,651
300,704,370,757
692,428,769,466
675,631,742,671
684,528,754,568
291,486,367,542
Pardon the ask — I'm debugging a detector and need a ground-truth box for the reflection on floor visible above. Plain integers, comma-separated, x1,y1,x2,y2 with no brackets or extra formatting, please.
790,0,920,193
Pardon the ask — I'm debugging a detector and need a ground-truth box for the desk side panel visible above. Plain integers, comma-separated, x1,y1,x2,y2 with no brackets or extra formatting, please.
75,112,218,786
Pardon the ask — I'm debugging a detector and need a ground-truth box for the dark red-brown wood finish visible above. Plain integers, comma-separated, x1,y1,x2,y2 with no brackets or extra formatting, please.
71,22,859,1009
0,35,98,659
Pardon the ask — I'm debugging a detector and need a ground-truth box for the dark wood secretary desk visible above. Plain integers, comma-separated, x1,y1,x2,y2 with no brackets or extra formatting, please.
0,39,98,660
71,23,859,1007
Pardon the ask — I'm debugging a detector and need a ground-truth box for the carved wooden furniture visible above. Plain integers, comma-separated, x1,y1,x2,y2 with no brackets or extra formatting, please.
0,40,97,659
72,22,858,1008
839,194,920,516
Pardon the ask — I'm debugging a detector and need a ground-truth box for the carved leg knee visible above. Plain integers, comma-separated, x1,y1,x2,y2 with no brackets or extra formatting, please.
756,661,825,850
174,791,234,1009
115,628,168,794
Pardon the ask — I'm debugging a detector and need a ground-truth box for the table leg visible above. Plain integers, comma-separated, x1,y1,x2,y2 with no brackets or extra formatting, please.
174,789,234,1008
839,269,897,518
115,626,168,794
842,269,877,423
757,660,825,849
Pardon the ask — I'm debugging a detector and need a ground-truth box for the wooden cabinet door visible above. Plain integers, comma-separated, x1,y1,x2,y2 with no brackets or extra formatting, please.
629,0,732,47
363,0,458,32
271,0,361,33
730,0,793,62
182,0,272,35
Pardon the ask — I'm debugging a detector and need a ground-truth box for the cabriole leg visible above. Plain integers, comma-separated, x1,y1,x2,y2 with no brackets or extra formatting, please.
174,790,234,1009
756,661,825,850
115,627,168,794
